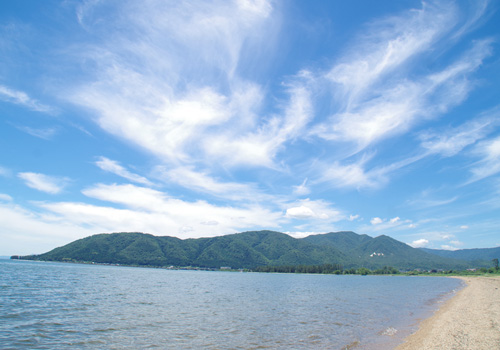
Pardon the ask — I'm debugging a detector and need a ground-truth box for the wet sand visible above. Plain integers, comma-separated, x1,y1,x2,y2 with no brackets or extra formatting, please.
396,276,500,350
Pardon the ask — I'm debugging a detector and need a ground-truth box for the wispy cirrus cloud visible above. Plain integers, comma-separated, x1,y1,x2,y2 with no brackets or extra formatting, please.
0,84,54,113
95,157,153,186
325,1,455,103
18,172,69,194
15,126,58,140
304,2,494,190
1,0,499,254
419,112,499,157
203,81,313,168
154,165,270,202
314,38,493,152
68,0,282,169
318,158,383,190
408,196,459,209
316,151,426,190
61,0,495,197
292,178,310,196
468,135,500,183
0,193,13,202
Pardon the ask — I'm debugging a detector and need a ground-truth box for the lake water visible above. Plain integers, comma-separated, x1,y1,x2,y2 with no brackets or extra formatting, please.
0,259,463,349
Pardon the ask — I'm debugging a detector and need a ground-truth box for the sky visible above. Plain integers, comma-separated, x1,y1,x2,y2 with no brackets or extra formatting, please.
1,0,500,256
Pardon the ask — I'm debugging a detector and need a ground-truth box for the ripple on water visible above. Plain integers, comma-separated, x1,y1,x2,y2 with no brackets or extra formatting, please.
0,261,463,350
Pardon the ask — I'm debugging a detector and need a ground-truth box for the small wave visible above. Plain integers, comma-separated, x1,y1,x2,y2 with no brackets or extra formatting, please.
93,328,118,332
342,340,360,349
380,327,398,336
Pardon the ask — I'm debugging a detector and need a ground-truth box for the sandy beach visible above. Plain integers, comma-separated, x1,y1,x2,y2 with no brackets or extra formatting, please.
396,276,500,350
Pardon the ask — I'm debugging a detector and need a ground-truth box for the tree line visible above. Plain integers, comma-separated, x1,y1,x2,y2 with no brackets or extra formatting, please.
253,264,399,275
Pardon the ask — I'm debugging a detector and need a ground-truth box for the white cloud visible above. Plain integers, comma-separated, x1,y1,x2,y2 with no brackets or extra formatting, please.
407,195,459,209
96,157,153,186
314,84,422,148
293,178,310,196
450,0,491,40
285,206,315,219
449,240,464,247
77,183,283,237
82,183,169,211
317,155,388,189
367,216,410,231
0,202,97,255
468,135,500,183
0,194,13,202
0,84,54,113
156,165,267,201
284,199,343,222
323,160,374,188
15,126,58,140
389,216,400,224
38,201,176,235
68,0,285,169
419,112,498,157
18,172,68,194
201,220,219,226
203,82,313,167
440,244,459,251
370,217,383,225
315,38,492,152
0,1,497,255
410,238,429,248
326,1,454,101
54,0,496,199
316,150,429,190
237,0,272,17
285,231,324,239
460,225,469,229
180,226,194,234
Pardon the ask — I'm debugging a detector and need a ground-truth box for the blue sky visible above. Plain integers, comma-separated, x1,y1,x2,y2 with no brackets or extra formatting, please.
1,0,500,255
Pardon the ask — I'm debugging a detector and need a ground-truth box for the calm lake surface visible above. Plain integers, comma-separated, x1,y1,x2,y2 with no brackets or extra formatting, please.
0,259,462,349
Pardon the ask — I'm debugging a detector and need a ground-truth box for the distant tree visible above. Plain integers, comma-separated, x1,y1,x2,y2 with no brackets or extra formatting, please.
493,258,499,271
357,267,371,276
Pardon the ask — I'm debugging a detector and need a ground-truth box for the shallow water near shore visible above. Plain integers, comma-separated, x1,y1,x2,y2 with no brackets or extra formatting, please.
0,259,462,349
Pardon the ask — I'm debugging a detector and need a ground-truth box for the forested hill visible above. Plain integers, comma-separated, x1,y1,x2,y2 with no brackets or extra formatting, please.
421,247,500,262
16,230,488,270
302,231,472,270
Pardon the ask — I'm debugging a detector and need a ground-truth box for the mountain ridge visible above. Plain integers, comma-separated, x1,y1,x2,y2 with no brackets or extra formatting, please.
15,230,497,270
421,246,500,262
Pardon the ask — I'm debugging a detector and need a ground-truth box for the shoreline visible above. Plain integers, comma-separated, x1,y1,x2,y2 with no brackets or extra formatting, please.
395,276,500,350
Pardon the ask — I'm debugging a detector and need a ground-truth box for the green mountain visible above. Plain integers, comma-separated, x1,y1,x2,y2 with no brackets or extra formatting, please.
303,232,468,270
17,230,478,270
20,231,349,269
421,247,500,267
